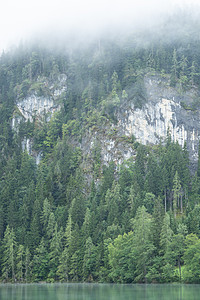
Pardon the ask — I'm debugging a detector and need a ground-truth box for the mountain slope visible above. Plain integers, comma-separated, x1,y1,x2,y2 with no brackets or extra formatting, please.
1,18,200,283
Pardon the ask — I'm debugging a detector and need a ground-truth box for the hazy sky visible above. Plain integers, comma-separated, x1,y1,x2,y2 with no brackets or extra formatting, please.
0,0,199,51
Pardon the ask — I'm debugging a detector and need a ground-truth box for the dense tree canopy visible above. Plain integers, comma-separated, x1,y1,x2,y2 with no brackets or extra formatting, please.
1,23,200,283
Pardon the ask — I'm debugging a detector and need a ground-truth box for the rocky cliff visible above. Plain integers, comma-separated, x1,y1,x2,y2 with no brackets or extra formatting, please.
12,72,200,171
12,74,67,125
118,75,200,171
11,74,67,162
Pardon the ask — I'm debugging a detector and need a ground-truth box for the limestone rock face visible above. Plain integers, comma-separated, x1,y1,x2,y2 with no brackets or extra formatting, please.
11,72,200,170
12,74,67,163
118,75,200,170
17,95,60,122
80,128,135,169
13,74,67,124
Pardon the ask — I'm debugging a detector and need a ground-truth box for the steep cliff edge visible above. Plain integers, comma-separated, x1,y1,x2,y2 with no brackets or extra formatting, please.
117,74,200,171
11,74,67,162
11,72,200,171
12,74,67,124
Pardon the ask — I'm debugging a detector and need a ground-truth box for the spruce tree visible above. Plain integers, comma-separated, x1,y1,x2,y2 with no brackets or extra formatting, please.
83,237,96,281
25,247,31,282
32,238,49,281
172,171,181,218
2,225,17,282
48,223,63,282
16,244,24,282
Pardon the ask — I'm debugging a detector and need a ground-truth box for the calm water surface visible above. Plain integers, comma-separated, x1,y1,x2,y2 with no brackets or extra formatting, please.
0,283,199,300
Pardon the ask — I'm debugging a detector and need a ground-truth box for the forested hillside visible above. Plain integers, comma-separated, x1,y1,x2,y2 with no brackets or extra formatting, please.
1,13,200,283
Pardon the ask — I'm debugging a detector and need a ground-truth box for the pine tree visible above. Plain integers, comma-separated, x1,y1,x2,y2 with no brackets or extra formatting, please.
127,186,137,216
57,214,73,281
46,212,56,239
7,191,19,230
82,237,96,281
25,247,31,282
69,251,79,282
48,223,63,282
172,171,181,218
183,233,200,283
170,49,178,86
189,61,198,86
159,213,174,282
179,55,188,88
69,196,86,228
2,225,17,282
32,238,49,281
57,247,70,282
29,199,42,249
187,205,200,237
105,183,121,226
160,165,169,212
151,197,164,253
160,213,173,255
41,198,51,229
16,244,24,282
134,145,146,192
82,208,92,241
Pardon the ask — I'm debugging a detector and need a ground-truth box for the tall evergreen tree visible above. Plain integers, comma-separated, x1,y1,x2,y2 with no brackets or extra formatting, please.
16,244,25,282
131,206,155,283
32,238,49,281
83,236,97,281
2,225,17,282
48,223,63,281
172,171,181,218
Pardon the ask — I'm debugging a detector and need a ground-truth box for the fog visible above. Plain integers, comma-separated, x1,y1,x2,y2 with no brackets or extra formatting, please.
1,0,200,52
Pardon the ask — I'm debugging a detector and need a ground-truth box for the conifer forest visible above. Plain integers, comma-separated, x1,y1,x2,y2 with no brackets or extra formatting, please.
1,13,200,284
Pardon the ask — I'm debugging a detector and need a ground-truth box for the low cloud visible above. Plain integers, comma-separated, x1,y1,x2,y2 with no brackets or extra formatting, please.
0,0,199,52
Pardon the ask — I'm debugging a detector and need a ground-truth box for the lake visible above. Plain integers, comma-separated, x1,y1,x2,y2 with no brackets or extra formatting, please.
0,283,199,300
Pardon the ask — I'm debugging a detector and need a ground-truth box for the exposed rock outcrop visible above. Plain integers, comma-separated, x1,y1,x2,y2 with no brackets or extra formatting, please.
11,72,200,171
118,75,200,171
12,74,67,163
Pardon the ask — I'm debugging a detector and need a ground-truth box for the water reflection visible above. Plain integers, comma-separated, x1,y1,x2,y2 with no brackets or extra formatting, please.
0,283,199,300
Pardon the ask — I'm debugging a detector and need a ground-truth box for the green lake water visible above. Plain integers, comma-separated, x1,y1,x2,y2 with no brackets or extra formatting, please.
0,283,199,300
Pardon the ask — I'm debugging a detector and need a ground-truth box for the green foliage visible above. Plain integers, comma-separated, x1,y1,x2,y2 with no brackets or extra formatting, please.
108,232,135,283
131,206,155,283
83,237,97,281
48,223,63,282
62,120,80,138
16,244,25,282
108,206,155,283
172,171,182,217
32,238,49,282
2,226,17,281
183,234,200,283
1,32,200,284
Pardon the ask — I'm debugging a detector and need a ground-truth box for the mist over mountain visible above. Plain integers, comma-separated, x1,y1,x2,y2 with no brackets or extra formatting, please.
1,1,200,284
1,0,199,53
